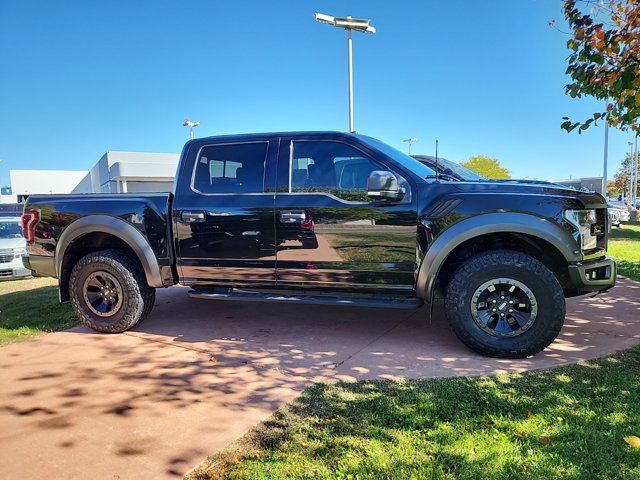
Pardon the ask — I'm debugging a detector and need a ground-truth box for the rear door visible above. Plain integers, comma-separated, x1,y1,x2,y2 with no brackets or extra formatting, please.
173,139,278,287
273,137,418,294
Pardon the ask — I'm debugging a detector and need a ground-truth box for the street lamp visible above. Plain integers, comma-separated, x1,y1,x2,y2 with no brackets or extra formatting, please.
183,118,200,140
633,135,638,206
314,12,376,133
602,119,608,197
403,137,418,155
628,141,634,202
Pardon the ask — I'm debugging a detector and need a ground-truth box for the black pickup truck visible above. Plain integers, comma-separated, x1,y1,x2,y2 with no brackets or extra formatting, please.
21,132,616,358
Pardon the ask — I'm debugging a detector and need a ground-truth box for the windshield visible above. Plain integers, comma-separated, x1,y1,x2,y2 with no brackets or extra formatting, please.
437,158,485,181
0,219,22,239
412,155,485,181
357,135,437,178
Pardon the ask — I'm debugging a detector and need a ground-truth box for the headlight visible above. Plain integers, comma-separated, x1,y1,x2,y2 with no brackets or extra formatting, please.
13,247,27,258
565,209,598,251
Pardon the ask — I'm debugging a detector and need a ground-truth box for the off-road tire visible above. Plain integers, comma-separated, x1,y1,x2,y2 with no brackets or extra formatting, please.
69,249,155,333
444,250,565,358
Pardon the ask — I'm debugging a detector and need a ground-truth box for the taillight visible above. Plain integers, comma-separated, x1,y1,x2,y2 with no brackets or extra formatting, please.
300,215,314,231
21,210,40,243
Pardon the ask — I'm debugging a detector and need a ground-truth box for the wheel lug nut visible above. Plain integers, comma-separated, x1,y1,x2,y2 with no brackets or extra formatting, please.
500,313,505,316
492,300,497,303
500,296,505,299
509,309,513,313
509,300,513,304
492,308,497,312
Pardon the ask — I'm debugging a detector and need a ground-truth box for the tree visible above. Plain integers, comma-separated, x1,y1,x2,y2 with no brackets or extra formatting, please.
559,0,640,134
461,155,511,179
611,152,639,198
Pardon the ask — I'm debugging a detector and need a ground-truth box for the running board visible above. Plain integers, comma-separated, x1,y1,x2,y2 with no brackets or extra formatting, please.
188,289,423,309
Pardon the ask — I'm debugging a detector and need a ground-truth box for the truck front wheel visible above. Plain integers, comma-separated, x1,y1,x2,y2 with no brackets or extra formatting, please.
444,250,565,358
69,250,156,333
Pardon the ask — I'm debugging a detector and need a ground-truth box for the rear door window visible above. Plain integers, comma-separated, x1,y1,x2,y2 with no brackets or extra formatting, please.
193,142,268,194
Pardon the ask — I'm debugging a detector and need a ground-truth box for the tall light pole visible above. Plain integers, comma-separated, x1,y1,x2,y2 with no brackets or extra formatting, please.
314,13,376,133
631,134,638,208
628,141,634,202
403,137,418,155
183,118,200,140
602,120,608,197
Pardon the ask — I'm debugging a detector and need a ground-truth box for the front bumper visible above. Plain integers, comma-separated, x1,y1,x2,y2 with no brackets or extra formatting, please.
568,256,616,293
0,259,32,281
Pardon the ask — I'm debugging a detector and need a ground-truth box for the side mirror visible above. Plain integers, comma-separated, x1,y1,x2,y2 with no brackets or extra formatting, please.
367,170,404,200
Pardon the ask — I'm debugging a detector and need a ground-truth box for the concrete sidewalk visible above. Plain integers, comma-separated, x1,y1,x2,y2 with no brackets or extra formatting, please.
1,278,639,479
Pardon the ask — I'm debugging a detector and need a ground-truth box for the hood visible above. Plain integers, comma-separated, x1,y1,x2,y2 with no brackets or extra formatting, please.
0,236,26,250
489,178,561,187
443,179,606,208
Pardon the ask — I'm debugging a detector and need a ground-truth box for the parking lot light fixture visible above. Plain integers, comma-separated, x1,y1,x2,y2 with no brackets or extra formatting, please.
403,137,418,155
183,119,200,140
313,12,376,133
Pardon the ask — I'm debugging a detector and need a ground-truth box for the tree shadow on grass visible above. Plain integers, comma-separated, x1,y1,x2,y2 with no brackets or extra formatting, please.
610,226,640,241
187,348,640,480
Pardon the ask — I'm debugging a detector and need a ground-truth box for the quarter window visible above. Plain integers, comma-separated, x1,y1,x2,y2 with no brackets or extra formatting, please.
193,142,267,193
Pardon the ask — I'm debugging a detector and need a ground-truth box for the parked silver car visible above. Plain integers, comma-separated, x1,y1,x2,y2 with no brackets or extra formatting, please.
0,216,31,280
607,202,630,227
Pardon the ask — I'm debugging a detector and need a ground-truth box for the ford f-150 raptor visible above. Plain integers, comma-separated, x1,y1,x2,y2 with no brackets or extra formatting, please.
21,132,616,358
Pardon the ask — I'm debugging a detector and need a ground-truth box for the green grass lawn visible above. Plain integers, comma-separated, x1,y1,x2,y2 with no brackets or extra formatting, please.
0,277,77,345
609,223,640,281
187,347,640,480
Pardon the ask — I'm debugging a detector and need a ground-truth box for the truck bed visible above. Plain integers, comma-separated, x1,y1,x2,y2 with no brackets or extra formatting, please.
23,192,175,285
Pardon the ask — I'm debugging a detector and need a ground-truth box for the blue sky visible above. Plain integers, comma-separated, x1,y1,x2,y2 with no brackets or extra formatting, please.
0,0,634,186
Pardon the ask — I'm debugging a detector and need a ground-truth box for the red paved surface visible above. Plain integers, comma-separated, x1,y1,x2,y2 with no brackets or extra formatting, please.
1,278,638,479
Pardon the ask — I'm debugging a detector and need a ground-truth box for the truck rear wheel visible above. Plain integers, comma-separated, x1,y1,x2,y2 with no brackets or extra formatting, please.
444,250,565,358
69,250,155,333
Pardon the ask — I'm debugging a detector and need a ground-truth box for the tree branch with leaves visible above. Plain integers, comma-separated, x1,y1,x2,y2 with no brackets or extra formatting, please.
559,0,640,134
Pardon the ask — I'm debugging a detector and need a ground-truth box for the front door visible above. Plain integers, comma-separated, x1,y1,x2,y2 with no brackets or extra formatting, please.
173,139,278,287
274,138,418,295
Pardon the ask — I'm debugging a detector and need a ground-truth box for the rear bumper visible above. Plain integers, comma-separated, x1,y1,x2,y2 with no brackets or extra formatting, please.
568,257,616,293
22,254,56,278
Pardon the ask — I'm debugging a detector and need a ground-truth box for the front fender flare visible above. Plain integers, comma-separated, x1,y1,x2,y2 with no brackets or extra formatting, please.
55,215,164,288
416,212,580,302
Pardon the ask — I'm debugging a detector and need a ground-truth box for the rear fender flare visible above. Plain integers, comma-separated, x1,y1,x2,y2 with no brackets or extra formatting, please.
416,212,580,302
55,215,164,288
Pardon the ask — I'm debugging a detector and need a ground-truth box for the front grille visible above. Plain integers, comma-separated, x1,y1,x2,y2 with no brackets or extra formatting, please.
0,249,13,263
0,270,12,277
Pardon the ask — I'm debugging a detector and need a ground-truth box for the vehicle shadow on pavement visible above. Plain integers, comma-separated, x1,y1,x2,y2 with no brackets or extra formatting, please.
127,277,640,381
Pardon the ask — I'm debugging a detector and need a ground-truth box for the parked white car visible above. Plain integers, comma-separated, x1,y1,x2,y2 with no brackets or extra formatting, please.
607,202,631,227
0,216,31,281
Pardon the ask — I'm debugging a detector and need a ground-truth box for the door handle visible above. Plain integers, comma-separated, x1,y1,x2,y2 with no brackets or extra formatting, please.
279,210,306,223
181,210,206,223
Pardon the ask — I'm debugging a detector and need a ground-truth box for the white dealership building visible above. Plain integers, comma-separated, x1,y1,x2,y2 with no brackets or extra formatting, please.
1,151,179,203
